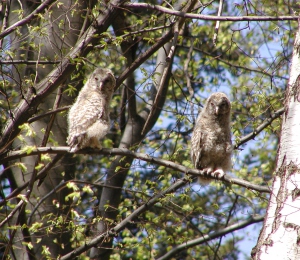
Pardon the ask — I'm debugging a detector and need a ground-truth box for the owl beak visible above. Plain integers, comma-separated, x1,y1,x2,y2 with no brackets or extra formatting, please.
215,106,219,115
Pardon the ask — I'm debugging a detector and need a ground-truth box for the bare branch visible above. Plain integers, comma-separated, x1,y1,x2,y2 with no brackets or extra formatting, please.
115,30,174,88
28,106,70,123
28,180,65,225
156,215,264,260
184,39,195,122
189,46,289,80
123,3,298,22
0,60,60,65
1,147,270,193
0,200,24,228
112,14,138,119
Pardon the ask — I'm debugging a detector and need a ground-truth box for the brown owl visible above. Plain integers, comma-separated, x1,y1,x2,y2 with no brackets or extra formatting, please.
190,92,232,184
67,68,116,152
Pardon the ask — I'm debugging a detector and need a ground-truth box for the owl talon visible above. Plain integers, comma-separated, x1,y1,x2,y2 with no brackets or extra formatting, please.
202,168,213,176
211,169,225,179
69,146,79,153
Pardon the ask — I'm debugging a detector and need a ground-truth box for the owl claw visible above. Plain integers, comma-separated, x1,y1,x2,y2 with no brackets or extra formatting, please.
201,168,225,180
211,169,225,179
69,146,79,153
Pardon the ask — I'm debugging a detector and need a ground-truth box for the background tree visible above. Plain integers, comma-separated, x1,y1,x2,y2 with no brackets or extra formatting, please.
0,0,298,259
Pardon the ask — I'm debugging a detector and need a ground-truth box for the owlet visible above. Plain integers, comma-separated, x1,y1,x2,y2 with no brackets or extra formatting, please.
67,68,116,152
190,92,232,184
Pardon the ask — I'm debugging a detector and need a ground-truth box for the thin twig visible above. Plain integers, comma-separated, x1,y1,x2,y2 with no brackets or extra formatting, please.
35,87,63,186
213,195,239,259
156,215,264,260
28,180,65,226
60,177,189,260
141,25,179,135
189,46,289,81
0,0,10,49
184,39,195,122
234,107,284,149
123,3,298,22
0,200,24,228
28,106,70,123
0,0,57,39
0,60,60,65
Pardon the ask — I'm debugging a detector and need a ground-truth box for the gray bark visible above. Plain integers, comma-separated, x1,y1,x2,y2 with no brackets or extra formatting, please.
5,1,88,258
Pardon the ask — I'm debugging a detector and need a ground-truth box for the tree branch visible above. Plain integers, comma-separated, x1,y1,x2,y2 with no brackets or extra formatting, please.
27,106,70,123
0,60,60,65
190,46,289,81
213,0,224,45
115,30,174,88
0,0,124,154
60,177,189,260
1,147,270,193
123,3,298,22
234,107,285,149
0,0,56,39
156,215,264,260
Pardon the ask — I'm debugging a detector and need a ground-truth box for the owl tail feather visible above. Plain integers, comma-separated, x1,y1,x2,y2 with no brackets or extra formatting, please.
198,177,211,186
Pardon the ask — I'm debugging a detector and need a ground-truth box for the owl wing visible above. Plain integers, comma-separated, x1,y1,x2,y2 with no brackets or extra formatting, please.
194,131,204,169
67,97,103,151
191,123,205,169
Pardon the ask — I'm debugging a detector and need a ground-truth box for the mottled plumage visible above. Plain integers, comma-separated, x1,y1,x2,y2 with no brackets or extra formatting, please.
67,68,115,152
191,92,232,184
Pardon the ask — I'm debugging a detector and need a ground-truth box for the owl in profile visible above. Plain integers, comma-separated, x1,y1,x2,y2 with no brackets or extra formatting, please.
190,92,232,184
67,68,116,152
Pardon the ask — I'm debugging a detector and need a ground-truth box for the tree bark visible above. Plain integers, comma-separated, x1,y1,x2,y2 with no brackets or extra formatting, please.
252,18,300,260
5,1,89,258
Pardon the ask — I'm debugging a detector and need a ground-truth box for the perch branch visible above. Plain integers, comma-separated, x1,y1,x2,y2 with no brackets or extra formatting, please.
1,147,271,193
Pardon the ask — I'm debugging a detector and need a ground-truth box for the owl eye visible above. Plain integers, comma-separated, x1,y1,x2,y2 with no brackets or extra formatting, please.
210,102,215,106
104,78,110,84
95,77,99,81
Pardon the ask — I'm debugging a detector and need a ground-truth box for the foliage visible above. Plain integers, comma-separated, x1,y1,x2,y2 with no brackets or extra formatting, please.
0,0,297,259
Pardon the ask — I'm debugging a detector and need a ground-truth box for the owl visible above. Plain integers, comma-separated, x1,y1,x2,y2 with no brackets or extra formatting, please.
67,68,116,152
190,92,232,184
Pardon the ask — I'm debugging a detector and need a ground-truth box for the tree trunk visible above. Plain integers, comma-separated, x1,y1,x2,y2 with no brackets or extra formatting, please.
6,1,88,258
252,18,300,260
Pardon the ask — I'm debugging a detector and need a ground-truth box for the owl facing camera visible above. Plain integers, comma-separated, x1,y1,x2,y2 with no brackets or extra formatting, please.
190,92,232,185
